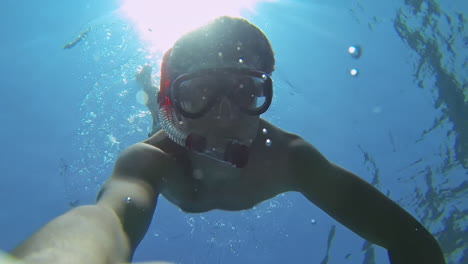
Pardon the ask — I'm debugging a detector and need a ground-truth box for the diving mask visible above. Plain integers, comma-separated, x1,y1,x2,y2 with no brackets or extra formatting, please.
158,62,272,168
170,68,273,119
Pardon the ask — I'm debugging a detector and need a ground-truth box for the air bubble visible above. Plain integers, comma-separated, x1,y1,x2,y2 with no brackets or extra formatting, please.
311,219,317,224
350,68,359,77
265,139,272,147
125,197,132,203
348,45,362,59
238,58,244,63
262,128,268,134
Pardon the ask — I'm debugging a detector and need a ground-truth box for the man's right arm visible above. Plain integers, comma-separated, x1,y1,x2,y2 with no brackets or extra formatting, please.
11,143,167,264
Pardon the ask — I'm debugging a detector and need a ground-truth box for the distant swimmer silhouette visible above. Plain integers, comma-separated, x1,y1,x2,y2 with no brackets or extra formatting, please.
63,28,90,49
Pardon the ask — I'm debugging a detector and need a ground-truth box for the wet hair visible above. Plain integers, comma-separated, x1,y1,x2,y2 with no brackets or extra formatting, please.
165,16,275,80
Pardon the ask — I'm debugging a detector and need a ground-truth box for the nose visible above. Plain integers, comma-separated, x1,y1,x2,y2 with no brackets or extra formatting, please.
216,97,234,119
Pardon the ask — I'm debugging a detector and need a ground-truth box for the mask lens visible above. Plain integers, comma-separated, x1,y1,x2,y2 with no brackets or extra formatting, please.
172,69,272,118
232,75,269,112
175,77,218,114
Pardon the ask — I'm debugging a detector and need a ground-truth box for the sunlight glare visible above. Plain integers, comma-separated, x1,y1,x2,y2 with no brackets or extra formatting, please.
118,0,276,53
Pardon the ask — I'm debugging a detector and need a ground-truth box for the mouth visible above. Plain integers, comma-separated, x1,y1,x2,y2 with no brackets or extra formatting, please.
213,118,238,128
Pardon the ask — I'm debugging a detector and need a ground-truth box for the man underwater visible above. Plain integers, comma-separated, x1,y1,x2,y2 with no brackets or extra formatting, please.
11,16,445,264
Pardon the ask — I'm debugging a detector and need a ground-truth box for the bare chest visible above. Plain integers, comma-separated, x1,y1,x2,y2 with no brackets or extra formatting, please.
160,152,286,213
155,119,296,213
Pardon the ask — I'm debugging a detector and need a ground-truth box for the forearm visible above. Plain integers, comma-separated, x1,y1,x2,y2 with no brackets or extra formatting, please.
11,205,131,264
387,225,446,264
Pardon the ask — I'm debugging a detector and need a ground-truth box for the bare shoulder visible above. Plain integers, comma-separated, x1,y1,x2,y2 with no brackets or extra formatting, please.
257,119,301,144
257,119,320,158
249,119,318,190
257,119,333,188
114,143,164,172
111,137,174,188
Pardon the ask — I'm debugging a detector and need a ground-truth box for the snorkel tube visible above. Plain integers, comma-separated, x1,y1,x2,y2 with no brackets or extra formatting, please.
157,49,250,168
158,91,208,153
158,49,205,150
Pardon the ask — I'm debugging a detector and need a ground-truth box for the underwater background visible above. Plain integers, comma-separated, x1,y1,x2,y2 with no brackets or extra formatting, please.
1,0,467,263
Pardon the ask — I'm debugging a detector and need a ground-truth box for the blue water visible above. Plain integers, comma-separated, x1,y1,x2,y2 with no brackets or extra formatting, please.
1,0,467,263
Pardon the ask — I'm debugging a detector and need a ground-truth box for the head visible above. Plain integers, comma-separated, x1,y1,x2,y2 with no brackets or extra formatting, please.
166,16,274,77
158,16,275,167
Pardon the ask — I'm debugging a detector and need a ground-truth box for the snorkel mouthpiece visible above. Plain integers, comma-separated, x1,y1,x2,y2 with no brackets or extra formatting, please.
224,142,250,168
185,134,207,152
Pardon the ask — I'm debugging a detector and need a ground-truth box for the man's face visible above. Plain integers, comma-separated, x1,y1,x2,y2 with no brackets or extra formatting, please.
168,39,272,146
181,98,260,144
174,67,265,147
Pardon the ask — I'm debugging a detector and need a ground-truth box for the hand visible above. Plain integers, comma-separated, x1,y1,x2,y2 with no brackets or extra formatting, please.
1,250,174,264
130,262,174,264
0,255,174,264
135,65,153,88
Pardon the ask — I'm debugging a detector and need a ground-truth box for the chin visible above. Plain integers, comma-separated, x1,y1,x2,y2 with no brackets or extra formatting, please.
186,115,259,137
214,124,258,140
215,120,240,128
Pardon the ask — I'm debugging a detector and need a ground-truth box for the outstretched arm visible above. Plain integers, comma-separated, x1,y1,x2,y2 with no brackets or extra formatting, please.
11,143,167,264
289,139,446,264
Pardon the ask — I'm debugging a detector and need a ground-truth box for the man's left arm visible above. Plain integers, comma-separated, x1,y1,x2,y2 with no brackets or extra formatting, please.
289,138,446,264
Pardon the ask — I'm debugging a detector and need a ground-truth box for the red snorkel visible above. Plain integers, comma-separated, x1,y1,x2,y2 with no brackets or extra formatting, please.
158,48,173,108
158,49,207,153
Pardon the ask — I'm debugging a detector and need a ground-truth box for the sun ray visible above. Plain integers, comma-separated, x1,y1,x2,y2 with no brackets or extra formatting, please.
118,0,277,53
